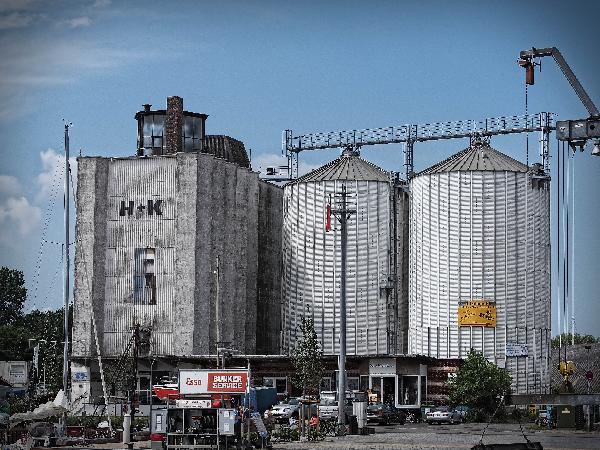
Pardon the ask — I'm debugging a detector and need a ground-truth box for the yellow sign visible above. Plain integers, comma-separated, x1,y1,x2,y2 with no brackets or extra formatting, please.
458,300,496,327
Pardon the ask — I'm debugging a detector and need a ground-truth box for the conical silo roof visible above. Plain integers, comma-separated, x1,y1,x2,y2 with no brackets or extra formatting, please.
417,141,529,176
290,151,391,184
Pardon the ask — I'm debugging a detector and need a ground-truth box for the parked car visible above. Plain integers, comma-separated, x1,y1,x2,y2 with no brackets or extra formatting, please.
318,398,352,420
425,406,462,424
367,403,406,425
270,398,300,422
318,390,368,421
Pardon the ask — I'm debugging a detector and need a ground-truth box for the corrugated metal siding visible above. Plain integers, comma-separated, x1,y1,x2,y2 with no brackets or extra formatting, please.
282,179,392,356
104,158,176,355
409,169,550,394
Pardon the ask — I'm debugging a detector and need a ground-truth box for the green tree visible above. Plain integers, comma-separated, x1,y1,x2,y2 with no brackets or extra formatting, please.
0,307,70,397
448,350,512,416
291,316,324,396
551,333,598,348
0,266,26,325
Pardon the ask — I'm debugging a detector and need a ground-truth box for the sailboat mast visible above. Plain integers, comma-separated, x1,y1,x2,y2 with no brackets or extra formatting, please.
63,122,71,396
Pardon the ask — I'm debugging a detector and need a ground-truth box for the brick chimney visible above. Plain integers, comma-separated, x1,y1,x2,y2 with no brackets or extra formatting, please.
164,96,183,154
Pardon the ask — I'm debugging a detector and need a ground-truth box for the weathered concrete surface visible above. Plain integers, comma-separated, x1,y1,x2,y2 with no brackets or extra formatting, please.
394,184,410,355
256,181,283,354
73,151,282,359
72,157,109,357
173,152,197,355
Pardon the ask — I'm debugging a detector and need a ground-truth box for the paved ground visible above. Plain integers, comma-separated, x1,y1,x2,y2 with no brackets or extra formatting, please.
275,422,600,449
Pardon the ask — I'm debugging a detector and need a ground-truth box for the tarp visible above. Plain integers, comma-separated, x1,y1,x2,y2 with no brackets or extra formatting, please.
9,390,69,425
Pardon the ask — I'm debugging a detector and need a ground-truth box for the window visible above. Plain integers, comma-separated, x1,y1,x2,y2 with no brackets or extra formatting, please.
134,248,156,305
182,115,204,152
347,377,360,391
140,114,164,155
263,377,288,395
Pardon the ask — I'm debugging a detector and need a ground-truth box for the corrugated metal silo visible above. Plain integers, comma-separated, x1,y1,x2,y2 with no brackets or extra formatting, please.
282,150,408,356
408,140,551,394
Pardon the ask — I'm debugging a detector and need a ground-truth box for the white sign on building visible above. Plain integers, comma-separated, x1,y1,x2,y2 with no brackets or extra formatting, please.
506,343,529,357
368,358,397,375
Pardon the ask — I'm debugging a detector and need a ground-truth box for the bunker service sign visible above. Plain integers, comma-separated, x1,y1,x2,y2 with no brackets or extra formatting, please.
179,369,249,395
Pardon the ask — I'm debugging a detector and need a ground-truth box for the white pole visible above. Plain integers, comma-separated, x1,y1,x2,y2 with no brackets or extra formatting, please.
63,123,71,398
571,153,575,346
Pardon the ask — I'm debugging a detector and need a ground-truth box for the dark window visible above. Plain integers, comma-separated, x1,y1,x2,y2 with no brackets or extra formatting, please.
140,114,165,155
134,247,156,305
181,115,204,152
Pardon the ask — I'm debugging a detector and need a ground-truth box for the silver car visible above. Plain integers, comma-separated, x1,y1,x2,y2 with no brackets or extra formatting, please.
425,406,462,424
271,398,300,422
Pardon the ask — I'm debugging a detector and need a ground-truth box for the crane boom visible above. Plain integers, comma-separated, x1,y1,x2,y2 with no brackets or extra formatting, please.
519,47,599,118
518,46,600,155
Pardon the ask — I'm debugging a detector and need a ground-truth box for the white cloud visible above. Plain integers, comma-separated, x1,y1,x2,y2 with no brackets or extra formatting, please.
0,148,77,250
37,148,77,200
0,174,22,199
0,173,41,247
0,35,155,119
62,16,91,28
0,36,154,88
0,196,41,236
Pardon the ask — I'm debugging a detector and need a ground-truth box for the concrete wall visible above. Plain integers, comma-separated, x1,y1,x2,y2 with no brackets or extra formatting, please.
394,184,410,354
72,157,109,358
256,181,283,354
73,152,283,359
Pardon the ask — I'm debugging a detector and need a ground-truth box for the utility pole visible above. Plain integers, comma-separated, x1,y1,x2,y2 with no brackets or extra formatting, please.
63,122,72,399
214,256,220,369
330,183,355,425
130,324,140,445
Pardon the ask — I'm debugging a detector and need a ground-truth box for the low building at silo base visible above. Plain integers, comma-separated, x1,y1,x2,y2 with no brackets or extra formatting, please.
409,139,551,395
70,97,283,410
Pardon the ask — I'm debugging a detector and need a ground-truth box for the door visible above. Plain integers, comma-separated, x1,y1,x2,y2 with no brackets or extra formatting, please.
382,377,396,406
369,376,397,405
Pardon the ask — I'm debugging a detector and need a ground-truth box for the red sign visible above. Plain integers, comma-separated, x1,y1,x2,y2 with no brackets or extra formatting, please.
179,369,249,394
207,372,248,393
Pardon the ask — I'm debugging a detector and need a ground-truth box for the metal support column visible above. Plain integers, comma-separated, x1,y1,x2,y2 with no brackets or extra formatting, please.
331,184,355,425
404,141,414,181
540,112,552,173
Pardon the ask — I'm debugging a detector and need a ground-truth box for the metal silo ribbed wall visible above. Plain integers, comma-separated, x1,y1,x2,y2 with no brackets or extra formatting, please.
282,179,392,356
409,169,551,394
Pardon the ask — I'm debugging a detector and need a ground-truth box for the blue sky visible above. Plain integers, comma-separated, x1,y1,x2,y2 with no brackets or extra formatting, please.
0,0,598,337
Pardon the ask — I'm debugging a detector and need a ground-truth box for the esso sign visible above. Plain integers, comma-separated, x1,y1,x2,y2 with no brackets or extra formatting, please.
179,369,249,394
